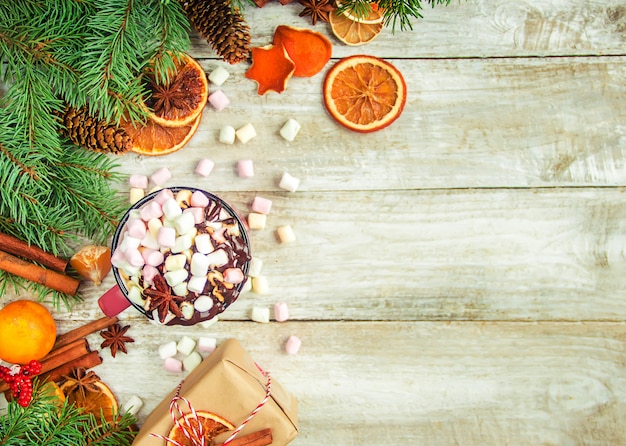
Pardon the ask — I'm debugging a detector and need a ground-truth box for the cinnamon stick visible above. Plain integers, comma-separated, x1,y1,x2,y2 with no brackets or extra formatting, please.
53,316,119,350
215,429,273,446
40,351,103,384
0,232,69,272
0,250,79,295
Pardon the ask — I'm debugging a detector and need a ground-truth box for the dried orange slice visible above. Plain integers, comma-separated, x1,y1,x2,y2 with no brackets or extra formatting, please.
145,54,208,128
273,25,332,77
339,1,384,24
70,245,112,286
245,44,296,95
329,9,383,46
59,378,118,423
323,55,407,133
124,112,201,156
167,411,235,446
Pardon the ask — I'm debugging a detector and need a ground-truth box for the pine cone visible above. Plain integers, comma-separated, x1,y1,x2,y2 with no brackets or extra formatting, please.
59,106,131,155
180,0,251,64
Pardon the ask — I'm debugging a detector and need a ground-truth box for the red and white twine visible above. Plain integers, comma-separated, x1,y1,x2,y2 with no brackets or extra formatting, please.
151,371,272,446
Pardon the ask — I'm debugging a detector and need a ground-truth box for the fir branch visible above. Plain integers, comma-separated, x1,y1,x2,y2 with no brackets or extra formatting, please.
338,0,451,31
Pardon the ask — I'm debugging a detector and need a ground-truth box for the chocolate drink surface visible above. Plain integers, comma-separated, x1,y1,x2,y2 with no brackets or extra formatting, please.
111,187,251,326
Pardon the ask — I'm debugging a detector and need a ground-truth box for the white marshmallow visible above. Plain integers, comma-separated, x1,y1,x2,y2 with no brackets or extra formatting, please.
252,275,269,294
164,357,183,373
120,234,141,252
165,254,187,271
140,233,160,250
236,123,256,144
199,315,219,328
164,269,188,287
247,212,266,230
219,125,236,144
177,336,197,356
127,284,145,305
195,158,215,177
280,118,301,142
279,171,300,192
129,188,145,205
205,249,228,267
174,211,196,235
195,233,214,254
183,351,203,372
194,295,214,312
248,257,263,277
209,65,230,86
251,306,270,323
187,275,207,294
190,253,210,276
158,341,178,359
171,234,193,253
162,198,182,220
185,207,205,224
172,282,188,297
122,395,144,416
180,301,194,319
198,336,217,353
147,217,163,237
276,225,296,244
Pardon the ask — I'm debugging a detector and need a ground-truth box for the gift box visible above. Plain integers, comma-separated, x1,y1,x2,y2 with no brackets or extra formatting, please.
133,338,298,445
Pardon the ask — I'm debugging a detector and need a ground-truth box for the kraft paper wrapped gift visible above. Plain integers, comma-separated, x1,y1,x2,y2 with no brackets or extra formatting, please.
133,338,298,445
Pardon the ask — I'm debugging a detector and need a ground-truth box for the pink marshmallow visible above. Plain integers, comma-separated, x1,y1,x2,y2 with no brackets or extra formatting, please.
274,302,289,322
195,159,214,177
285,336,302,355
211,227,227,244
142,249,164,266
129,174,148,189
223,267,244,284
125,248,145,267
164,357,183,373
251,196,272,215
142,264,159,284
126,218,147,239
150,167,172,186
139,200,163,221
111,248,126,267
157,226,176,247
154,189,174,205
237,160,254,178
185,207,205,224
208,90,230,111
190,190,209,207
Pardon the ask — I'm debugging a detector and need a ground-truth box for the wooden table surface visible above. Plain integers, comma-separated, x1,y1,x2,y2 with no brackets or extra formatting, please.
5,0,626,444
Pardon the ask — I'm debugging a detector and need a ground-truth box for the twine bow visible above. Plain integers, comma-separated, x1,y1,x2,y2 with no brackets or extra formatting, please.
151,369,272,446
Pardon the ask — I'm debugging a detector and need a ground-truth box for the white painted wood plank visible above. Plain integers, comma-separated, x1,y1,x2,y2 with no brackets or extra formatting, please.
70,320,626,445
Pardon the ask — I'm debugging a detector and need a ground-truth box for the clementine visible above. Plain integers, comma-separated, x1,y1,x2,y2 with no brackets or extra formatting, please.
70,245,112,286
0,300,57,364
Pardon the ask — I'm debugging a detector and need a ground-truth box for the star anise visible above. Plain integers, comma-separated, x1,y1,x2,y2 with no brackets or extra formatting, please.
100,323,134,358
61,367,102,400
144,276,185,323
298,0,335,25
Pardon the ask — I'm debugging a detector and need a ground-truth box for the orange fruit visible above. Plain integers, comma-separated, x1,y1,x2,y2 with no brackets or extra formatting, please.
124,112,202,156
144,54,208,128
59,378,118,423
70,245,112,286
0,300,56,364
167,411,235,446
329,9,383,46
323,55,407,133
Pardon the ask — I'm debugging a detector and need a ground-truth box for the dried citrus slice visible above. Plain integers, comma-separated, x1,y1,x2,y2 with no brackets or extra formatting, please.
338,1,384,24
167,411,235,446
124,112,201,156
329,9,383,46
323,55,407,133
59,378,118,423
145,54,208,128
70,245,112,286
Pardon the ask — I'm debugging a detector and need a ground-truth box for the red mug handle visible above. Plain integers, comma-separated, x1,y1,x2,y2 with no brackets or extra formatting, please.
98,285,132,317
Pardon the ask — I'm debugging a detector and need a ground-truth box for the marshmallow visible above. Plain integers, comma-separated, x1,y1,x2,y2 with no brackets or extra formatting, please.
154,188,174,205
150,167,172,186
209,65,230,86
195,233,214,254
223,267,244,284
174,211,196,235
183,351,203,372
199,315,219,328
195,158,215,177
175,189,192,208
251,196,272,215
142,249,164,267
208,89,230,111
191,253,210,276
198,337,217,353
276,225,296,244
140,201,163,221
122,395,144,416
164,269,188,287
111,248,126,268
164,357,183,373
129,188,145,205
147,218,163,237
285,335,302,355
177,336,197,356
126,218,147,239
140,233,159,250
190,190,210,208
185,207,205,224
157,226,176,247
180,301,194,319
280,118,301,142
127,284,145,305
274,302,289,322
125,248,145,267
251,306,270,323
158,341,178,359
187,275,207,293
219,125,236,144
237,159,254,178
129,174,148,189
171,234,193,253
205,249,228,267
279,171,300,192
235,123,256,144
248,257,263,277
172,281,188,297
252,275,269,294
247,212,266,230
241,278,252,293
194,295,214,312
162,198,182,220
165,254,187,271
120,234,141,252
142,265,159,284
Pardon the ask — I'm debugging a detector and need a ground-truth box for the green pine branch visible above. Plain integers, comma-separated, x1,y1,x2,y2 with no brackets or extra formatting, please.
337,0,452,31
